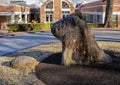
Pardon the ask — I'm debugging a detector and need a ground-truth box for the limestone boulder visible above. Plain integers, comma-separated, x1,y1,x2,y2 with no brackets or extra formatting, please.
11,56,39,69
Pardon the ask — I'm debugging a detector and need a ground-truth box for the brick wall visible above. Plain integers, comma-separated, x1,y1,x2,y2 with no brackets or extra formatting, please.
40,5,45,22
54,0,62,21
0,5,30,12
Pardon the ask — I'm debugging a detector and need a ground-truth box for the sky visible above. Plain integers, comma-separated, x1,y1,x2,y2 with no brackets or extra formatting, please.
26,0,37,4
2,0,98,6
26,0,98,5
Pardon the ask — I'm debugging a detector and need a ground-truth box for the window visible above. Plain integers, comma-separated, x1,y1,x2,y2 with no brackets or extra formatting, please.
88,14,93,22
50,15,53,22
62,11,70,18
45,11,53,22
46,15,49,22
97,15,100,23
112,15,117,23
83,15,87,21
62,1,69,9
46,1,53,9
6,16,11,24
62,15,66,18
46,14,53,22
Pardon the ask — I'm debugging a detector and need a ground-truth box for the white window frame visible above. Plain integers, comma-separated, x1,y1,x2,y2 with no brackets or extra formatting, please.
45,0,54,22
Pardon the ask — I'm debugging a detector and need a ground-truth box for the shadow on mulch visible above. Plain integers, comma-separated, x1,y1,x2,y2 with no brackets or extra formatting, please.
36,51,120,85
41,52,62,65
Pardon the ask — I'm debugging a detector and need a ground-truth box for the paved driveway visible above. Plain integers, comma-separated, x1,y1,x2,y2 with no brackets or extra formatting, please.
0,31,59,56
93,30,120,42
0,30,120,56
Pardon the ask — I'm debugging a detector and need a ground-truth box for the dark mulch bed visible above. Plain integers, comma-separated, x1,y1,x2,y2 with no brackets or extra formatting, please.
36,52,120,85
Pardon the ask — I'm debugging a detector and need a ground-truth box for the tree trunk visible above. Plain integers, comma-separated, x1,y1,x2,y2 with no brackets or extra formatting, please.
104,0,113,28
51,11,112,66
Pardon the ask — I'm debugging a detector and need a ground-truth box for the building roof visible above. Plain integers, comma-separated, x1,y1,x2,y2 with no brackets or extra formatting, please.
10,0,25,1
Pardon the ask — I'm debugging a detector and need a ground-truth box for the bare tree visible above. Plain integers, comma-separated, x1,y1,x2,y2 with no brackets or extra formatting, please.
103,0,114,28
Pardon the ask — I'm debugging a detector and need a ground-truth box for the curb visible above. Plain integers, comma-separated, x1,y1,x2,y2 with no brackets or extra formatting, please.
0,33,8,38
0,30,50,38
92,28,120,31
0,28,119,38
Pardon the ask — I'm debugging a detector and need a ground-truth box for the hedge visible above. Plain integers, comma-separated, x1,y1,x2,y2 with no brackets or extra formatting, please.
7,22,117,32
7,23,51,32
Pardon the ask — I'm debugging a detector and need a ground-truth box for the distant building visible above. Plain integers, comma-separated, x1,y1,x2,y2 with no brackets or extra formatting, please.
10,0,27,6
0,4,30,29
80,0,120,28
40,0,75,23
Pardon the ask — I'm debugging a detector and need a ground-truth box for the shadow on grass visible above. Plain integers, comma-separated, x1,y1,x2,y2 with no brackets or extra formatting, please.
1,50,53,67
1,61,11,67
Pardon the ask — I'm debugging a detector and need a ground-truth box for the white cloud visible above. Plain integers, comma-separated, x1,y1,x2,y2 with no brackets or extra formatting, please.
25,0,36,4
3,0,99,5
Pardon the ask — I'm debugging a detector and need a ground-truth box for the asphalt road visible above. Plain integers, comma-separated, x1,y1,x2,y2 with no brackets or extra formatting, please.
0,30,120,56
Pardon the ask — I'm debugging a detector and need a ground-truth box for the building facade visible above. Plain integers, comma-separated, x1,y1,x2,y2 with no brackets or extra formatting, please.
0,5,30,29
80,0,120,28
40,0,75,23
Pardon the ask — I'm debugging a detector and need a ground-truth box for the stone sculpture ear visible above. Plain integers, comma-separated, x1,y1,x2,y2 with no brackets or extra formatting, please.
74,9,83,19
74,16,80,24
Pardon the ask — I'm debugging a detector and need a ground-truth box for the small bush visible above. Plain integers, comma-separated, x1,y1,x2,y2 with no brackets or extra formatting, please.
8,24,19,32
7,23,51,32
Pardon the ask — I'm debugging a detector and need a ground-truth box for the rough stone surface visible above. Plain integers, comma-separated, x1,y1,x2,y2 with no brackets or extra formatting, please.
51,10,112,66
11,56,39,69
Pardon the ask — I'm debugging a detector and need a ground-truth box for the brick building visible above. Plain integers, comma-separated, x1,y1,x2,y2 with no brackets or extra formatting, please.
40,0,75,23
0,4,30,29
80,0,120,28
